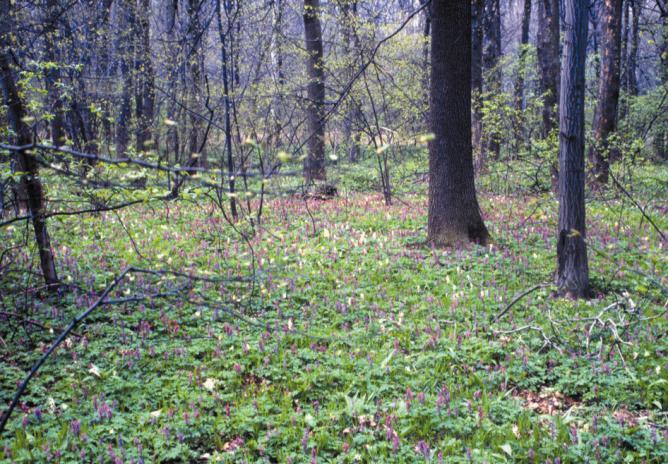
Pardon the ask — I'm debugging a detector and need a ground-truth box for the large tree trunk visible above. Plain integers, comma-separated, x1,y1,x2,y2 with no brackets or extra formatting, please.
537,0,560,137
471,0,484,161
589,0,623,184
557,0,590,298
303,0,326,181
514,0,532,111
135,0,155,153
0,0,59,288
428,0,489,247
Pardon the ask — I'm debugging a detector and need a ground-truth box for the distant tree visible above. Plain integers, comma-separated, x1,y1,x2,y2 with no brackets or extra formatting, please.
471,0,484,158
115,0,135,158
427,0,489,247
339,0,361,162
557,0,590,298
303,0,326,181
514,0,532,111
0,0,59,288
537,0,561,137
590,0,623,184
135,0,155,153
482,0,501,161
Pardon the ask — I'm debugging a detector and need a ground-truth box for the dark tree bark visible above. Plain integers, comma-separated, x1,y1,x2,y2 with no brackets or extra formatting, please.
471,0,484,158
428,0,489,247
514,0,532,111
0,0,59,288
655,12,667,160
589,0,623,184
537,0,561,137
557,0,590,298
303,0,326,181
135,0,155,153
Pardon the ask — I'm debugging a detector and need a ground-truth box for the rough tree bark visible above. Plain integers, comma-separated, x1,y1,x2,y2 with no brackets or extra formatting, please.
428,0,489,247
0,0,59,288
589,0,623,184
557,0,590,298
303,0,326,181
537,0,561,137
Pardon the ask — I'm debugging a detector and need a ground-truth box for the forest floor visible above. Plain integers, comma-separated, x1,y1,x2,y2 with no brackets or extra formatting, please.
1,160,667,463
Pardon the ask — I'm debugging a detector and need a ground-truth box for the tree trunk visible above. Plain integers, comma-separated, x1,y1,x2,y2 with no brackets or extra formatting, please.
471,0,484,161
217,0,238,220
482,0,501,161
537,0,560,137
514,0,532,111
115,0,135,158
0,0,59,288
428,0,489,247
303,0,326,181
187,0,207,168
589,0,623,184
135,0,155,153
557,0,590,298
43,0,66,146
340,0,361,162
627,0,641,96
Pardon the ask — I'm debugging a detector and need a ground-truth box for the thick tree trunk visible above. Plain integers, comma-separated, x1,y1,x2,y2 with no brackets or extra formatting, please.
557,0,590,298
589,0,623,184
514,0,532,111
303,0,326,181
135,0,155,153
471,0,484,161
626,0,641,96
0,0,59,288
537,0,560,137
428,0,489,247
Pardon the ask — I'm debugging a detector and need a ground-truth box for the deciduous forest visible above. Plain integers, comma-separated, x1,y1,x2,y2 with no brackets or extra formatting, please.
0,0,666,462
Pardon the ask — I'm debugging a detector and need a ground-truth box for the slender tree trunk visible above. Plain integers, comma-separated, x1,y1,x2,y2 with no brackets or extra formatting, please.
421,0,431,110
303,0,326,181
471,0,484,161
187,0,207,167
589,0,623,184
0,0,59,288
557,0,590,298
116,0,135,158
428,0,489,247
135,0,155,153
655,13,667,160
627,0,641,96
340,0,361,162
482,0,501,161
514,0,532,111
537,0,561,137
43,0,66,146
217,0,238,220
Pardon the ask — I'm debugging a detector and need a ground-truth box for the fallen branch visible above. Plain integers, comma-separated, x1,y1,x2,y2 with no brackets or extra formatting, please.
494,283,549,322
